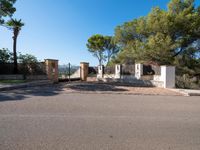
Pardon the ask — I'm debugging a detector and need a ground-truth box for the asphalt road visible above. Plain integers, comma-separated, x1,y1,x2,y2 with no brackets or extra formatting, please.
0,90,200,150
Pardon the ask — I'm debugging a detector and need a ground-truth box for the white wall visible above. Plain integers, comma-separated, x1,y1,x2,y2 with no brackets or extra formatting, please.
115,65,121,79
161,66,175,88
135,63,143,79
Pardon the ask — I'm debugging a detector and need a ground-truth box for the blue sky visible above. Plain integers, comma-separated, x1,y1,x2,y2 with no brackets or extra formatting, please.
0,0,200,66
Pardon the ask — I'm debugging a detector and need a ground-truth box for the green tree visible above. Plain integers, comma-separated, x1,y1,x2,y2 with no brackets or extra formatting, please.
112,0,200,89
6,18,24,73
18,53,38,64
104,36,119,64
17,53,46,75
86,34,119,65
113,0,200,65
18,53,39,75
0,48,12,63
0,0,16,24
86,34,106,66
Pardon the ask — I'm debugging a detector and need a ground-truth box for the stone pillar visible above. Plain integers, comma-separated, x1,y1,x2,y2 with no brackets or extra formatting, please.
45,59,59,83
135,63,143,79
161,66,175,88
97,65,104,79
80,62,89,81
115,64,121,79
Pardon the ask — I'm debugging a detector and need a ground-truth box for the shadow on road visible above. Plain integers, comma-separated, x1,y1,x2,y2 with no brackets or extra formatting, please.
0,94,26,102
66,82,129,92
0,81,153,102
0,84,65,102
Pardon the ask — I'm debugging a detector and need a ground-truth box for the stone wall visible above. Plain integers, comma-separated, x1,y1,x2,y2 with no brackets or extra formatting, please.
0,59,60,82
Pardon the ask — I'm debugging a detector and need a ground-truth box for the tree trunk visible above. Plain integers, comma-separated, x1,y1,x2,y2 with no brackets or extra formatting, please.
13,36,18,74
97,51,102,66
98,59,102,66
107,56,111,65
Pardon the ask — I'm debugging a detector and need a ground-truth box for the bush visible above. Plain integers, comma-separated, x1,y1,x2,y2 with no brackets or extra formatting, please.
176,74,200,89
0,48,12,63
18,54,46,75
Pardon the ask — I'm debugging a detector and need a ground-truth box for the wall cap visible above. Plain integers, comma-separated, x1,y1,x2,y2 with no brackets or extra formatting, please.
80,62,89,64
45,59,58,61
160,65,175,67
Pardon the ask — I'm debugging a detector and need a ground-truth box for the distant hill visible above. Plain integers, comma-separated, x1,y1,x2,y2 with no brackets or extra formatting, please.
59,65,80,74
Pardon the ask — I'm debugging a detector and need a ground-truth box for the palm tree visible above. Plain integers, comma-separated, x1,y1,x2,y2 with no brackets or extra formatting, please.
6,19,24,74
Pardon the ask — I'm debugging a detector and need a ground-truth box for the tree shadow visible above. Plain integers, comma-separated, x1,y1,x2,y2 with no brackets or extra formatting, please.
0,84,65,102
105,81,154,87
0,81,154,102
66,82,128,92
0,93,26,102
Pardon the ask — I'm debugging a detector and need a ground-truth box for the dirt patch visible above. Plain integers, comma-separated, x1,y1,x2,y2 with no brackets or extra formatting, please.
62,82,183,96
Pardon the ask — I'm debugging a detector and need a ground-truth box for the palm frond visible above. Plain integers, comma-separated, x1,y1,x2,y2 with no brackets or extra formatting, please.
6,18,24,29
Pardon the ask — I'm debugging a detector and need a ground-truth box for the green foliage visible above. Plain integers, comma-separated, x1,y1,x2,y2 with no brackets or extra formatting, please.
110,0,200,89
175,47,200,76
18,53,38,64
104,36,120,63
0,49,40,64
6,18,24,33
0,0,16,24
18,53,41,75
113,0,200,66
176,74,200,89
135,33,176,65
0,48,12,63
0,49,43,75
86,34,119,65
86,34,106,66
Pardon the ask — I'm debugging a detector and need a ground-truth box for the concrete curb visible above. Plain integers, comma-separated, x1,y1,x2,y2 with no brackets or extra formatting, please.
61,91,183,96
168,88,200,96
0,80,54,91
186,92,200,96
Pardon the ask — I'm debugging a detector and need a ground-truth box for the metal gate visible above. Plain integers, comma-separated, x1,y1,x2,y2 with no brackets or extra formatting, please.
58,63,81,81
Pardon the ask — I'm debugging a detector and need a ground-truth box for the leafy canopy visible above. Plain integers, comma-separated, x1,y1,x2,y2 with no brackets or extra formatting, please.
6,18,24,33
0,48,12,63
113,0,200,66
0,0,16,24
87,34,119,65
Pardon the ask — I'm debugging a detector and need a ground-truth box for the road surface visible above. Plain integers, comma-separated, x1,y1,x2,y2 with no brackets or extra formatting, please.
0,88,200,150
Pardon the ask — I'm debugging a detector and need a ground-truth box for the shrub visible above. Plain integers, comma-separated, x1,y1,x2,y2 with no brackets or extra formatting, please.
176,74,200,89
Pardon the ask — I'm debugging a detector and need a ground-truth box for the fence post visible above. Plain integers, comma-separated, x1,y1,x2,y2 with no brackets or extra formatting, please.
45,59,59,83
115,64,121,79
80,62,89,81
97,65,104,79
135,63,143,79
160,66,175,88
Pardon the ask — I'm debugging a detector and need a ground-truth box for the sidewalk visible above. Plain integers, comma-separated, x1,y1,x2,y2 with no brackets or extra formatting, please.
0,80,53,91
169,88,200,96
